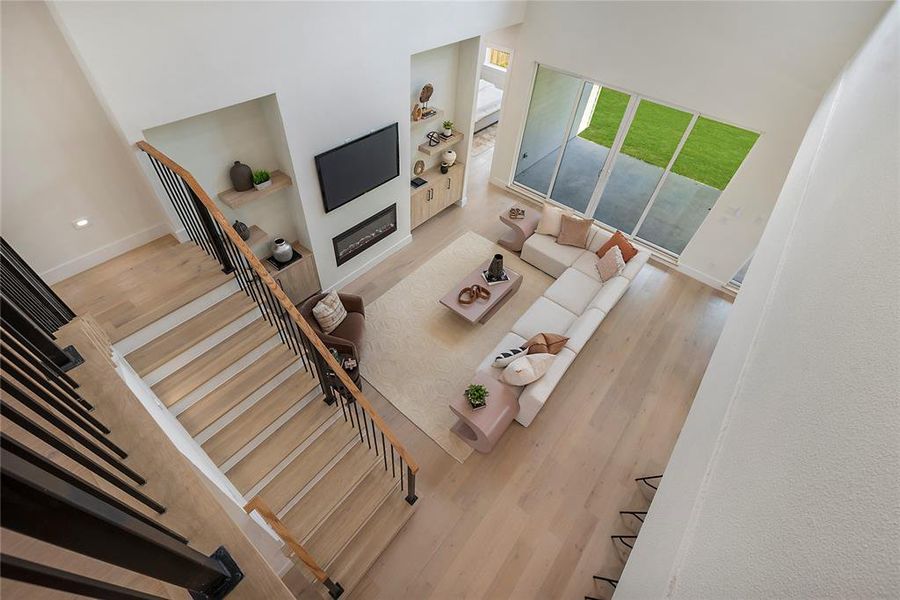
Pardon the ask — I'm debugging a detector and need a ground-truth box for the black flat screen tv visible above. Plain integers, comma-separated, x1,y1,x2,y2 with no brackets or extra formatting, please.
315,122,399,213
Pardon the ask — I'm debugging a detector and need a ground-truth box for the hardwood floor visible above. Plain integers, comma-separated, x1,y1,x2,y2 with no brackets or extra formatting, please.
330,148,733,599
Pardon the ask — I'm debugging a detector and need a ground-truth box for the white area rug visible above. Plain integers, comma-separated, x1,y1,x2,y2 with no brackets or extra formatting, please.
360,231,553,462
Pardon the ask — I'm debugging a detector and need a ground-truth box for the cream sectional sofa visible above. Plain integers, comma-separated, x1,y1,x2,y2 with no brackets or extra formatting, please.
477,223,650,427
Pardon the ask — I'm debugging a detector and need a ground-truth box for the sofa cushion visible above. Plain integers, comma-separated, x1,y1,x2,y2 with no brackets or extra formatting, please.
515,347,577,427
587,226,612,253
479,332,528,373
522,233,585,278
596,230,638,263
589,276,630,313
492,346,527,368
570,251,604,282
621,250,650,280
543,268,604,315
557,214,592,248
312,291,347,334
596,246,626,281
535,204,564,236
564,307,607,353
511,297,578,341
502,353,555,386
522,332,569,355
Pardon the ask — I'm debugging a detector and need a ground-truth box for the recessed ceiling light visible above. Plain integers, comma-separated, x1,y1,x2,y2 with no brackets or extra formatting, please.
72,218,90,229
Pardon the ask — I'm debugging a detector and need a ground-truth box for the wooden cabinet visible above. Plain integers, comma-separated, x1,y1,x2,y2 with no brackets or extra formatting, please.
263,241,321,305
410,163,465,230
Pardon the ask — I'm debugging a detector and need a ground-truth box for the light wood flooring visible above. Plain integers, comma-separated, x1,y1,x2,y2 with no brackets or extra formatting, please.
316,148,733,599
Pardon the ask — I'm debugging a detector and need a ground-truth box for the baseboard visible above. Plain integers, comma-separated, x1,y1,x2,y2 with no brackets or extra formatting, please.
327,233,413,292
675,263,727,290
40,223,171,284
489,175,509,189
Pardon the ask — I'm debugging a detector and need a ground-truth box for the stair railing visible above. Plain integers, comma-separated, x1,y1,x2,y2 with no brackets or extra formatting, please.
135,141,419,503
244,496,344,599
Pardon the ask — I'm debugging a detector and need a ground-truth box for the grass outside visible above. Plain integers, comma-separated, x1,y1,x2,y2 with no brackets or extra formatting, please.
579,88,759,190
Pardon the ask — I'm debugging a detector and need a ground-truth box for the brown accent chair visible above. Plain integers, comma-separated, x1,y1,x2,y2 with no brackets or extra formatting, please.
299,292,366,364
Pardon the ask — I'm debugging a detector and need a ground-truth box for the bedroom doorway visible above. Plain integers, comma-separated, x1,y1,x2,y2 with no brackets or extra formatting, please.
472,43,511,157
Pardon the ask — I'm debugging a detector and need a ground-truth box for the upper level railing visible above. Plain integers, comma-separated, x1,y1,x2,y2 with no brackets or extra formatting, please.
135,140,419,496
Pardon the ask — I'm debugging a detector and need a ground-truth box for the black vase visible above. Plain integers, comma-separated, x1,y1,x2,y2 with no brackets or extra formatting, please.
488,253,504,280
229,161,253,191
232,220,250,241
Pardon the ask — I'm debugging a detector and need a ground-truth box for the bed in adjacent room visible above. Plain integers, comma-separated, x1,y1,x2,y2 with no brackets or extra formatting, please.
474,78,503,132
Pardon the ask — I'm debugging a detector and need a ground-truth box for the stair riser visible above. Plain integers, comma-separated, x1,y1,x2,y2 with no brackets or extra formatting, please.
114,278,241,355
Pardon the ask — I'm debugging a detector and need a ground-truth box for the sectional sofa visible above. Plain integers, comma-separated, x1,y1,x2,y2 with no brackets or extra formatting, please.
477,221,650,427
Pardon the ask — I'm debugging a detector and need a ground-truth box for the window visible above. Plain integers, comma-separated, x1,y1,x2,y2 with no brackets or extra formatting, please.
512,65,760,259
485,47,510,70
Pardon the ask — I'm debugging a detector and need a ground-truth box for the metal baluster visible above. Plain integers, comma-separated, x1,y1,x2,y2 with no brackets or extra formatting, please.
381,433,387,470
405,466,417,505
1,239,75,322
187,186,234,273
1,341,90,412
1,329,82,402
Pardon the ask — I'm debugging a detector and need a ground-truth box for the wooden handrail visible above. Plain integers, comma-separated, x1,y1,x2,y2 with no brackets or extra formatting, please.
136,140,418,474
244,496,328,582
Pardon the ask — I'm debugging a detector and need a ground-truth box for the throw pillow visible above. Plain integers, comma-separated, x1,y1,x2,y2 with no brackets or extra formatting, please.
522,332,569,355
535,205,564,237
596,230,638,263
492,347,527,368
501,353,555,386
556,214,592,248
312,291,347,334
595,245,626,281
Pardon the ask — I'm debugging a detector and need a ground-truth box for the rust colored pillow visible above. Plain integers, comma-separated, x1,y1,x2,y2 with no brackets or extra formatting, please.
556,214,592,248
522,332,569,355
596,230,638,263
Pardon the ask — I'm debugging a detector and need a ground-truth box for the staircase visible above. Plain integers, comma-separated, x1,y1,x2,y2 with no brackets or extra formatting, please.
54,142,419,598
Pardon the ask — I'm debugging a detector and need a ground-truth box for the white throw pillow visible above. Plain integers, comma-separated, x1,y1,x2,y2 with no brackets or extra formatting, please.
535,205,564,237
312,291,347,334
492,347,527,368
501,353,555,386
595,245,625,282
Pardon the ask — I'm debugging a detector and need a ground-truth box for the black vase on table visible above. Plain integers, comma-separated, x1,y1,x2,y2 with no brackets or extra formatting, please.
487,253,504,280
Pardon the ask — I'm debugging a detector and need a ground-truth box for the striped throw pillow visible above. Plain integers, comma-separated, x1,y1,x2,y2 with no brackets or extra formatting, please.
492,346,526,368
312,291,347,334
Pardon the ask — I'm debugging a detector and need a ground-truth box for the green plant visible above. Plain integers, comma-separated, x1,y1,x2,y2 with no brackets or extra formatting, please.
442,120,454,130
464,383,489,408
252,170,271,185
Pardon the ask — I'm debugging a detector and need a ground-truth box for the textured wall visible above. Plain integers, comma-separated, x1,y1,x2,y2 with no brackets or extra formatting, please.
617,5,900,598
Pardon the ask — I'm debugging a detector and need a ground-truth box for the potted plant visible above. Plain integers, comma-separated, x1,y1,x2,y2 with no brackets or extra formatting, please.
253,170,272,191
442,120,454,137
464,383,489,411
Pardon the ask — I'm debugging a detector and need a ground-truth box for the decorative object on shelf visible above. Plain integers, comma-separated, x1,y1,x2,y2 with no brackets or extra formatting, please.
413,160,425,175
508,207,525,220
411,103,422,122
457,284,491,305
229,161,253,192
442,120,454,138
440,162,449,175
271,238,293,263
411,177,427,188
253,170,272,191
442,148,457,167
232,220,251,240
426,131,442,147
464,383,489,411
419,83,435,118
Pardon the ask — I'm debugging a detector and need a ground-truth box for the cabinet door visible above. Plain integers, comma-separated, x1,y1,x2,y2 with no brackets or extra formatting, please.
448,168,464,205
431,176,450,212
410,186,432,229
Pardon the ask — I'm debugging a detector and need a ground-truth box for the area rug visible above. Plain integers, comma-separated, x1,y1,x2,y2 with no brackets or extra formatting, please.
471,123,498,156
359,231,553,462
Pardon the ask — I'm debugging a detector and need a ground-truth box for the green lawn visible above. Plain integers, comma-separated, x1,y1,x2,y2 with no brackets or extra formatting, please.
579,89,759,191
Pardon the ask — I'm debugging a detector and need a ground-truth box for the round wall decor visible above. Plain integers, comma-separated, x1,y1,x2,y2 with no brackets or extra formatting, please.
411,103,422,122
419,83,434,104
413,160,425,175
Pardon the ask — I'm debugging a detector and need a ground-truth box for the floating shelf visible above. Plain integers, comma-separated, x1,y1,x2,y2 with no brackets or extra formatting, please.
218,170,292,209
411,107,444,127
246,224,268,246
417,130,464,157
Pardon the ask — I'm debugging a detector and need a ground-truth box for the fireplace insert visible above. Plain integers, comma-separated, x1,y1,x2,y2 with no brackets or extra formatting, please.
332,204,397,267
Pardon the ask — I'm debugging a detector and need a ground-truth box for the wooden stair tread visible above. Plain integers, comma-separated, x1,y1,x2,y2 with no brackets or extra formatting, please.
325,492,415,593
177,345,297,437
259,417,358,514
126,292,256,376
227,392,337,495
152,318,276,407
282,442,380,543
202,370,319,466
303,463,400,569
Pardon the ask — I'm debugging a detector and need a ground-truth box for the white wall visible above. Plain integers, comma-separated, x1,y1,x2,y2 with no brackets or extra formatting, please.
617,5,899,598
0,1,167,284
49,1,526,290
481,23,521,90
143,95,305,250
491,1,890,285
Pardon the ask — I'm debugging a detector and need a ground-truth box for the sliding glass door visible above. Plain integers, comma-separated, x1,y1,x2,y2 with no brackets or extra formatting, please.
512,64,760,259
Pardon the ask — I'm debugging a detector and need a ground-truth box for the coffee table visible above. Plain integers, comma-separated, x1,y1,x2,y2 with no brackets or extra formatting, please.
439,258,522,324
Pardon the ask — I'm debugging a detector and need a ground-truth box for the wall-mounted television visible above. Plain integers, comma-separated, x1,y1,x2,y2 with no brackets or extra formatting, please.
315,122,399,213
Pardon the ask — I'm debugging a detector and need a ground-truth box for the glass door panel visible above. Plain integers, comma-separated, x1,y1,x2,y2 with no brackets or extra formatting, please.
590,99,692,233
549,86,630,213
635,118,759,254
513,65,584,195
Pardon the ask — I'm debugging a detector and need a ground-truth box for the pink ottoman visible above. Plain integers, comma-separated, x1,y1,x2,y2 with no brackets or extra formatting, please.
449,370,521,453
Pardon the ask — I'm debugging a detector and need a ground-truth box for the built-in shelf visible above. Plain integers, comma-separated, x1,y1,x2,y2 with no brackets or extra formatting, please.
411,107,444,127
417,130,464,157
218,170,292,209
